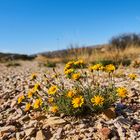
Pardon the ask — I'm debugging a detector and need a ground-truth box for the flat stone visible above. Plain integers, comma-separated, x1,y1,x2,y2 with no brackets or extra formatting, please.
45,117,66,126
102,107,116,120
25,127,35,137
36,130,46,140
100,127,111,140
0,125,16,137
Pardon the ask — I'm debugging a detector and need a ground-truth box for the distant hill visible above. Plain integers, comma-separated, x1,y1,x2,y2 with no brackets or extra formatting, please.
0,52,35,62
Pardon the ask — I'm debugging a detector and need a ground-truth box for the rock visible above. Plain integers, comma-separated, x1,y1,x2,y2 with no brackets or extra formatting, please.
117,116,131,126
69,129,76,135
36,130,46,140
132,124,140,131
16,132,20,140
25,127,35,137
130,130,138,140
16,108,23,115
0,125,16,137
114,122,125,140
102,107,116,120
96,121,102,130
64,124,71,130
100,127,111,140
9,138,16,140
45,117,66,126
0,99,4,105
78,124,86,129
55,127,63,139
11,100,17,108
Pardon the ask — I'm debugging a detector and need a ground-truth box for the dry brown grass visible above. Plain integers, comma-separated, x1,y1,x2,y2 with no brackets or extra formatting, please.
35,45,140,65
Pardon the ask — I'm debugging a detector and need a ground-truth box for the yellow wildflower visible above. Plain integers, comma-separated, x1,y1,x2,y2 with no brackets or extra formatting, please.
27,90,34,98
25,103,31,111
64,68,74,75
33,83,41,92
89,64,103,71
72,96,84,108
48,85,58,94
65,61,74,69
128,74,137,80
72,73,81,80
33,98,43,109
51,74,58,79
67,90,75,98
30,73,37,80
105,64,115,73
91,95,104,106
49,105,58,113
74,60,84,66
117,87,127,98
18,95,25,104
48,97,54,103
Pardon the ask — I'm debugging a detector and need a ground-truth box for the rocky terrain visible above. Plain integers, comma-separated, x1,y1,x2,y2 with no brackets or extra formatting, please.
0,61,140,140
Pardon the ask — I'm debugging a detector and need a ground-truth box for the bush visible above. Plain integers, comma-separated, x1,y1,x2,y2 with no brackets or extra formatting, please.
110,33,140,49
92,59,131,67
6,61,21,67
42,61,56,68
17,60,134,116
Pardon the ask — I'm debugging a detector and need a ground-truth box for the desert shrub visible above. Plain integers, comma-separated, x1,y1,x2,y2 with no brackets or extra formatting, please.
110,33,140,50
17,60,136,116
119,59,131,66
91,59,131,68
6,61,21,67
43,61,56,68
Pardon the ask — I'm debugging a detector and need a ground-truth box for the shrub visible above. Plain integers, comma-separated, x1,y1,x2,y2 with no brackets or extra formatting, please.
6,61,21,67
110,33,140,50
43,61,56,68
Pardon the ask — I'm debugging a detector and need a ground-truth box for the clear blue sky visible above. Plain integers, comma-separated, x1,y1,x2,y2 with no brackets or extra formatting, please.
0,0,140,54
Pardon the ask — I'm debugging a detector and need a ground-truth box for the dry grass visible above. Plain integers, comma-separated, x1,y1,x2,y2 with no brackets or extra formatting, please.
35,45,140,65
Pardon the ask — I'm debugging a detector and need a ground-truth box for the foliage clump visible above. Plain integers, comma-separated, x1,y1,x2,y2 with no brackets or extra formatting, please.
17,60,137,116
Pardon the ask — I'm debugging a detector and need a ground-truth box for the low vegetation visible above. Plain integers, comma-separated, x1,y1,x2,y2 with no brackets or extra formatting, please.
17,60,137,116
35,33,140,67
6,61,21,67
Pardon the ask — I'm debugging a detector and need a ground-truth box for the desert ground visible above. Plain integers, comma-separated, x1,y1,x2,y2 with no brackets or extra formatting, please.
0,60,140,140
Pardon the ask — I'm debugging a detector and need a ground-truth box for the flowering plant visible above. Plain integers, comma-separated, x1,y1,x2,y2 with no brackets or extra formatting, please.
17,60,137,116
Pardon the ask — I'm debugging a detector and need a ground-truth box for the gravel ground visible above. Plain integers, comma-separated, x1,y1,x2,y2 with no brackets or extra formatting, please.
0,61,140,140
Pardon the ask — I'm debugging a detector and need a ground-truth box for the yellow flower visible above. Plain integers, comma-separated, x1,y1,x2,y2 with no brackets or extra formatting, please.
33,83,41,92
18,95,25,104
30,73,37,80
105,64,115,73
48,97,54,103
128,74,137,80
64,68,74,75
117,87,127,98
48,85,58,94
74,60,84,66
91,95,104,106
89,64,103,71
49,105,58,113
65,61,74,69
28,90,34,98
72,96,84,108
72,73,81,80
33,98,43,109
25,103,31,111
51,74,58,79
67,90,75,98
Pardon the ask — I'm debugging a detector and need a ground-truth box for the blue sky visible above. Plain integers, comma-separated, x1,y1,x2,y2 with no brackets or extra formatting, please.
0,0,140,54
